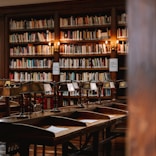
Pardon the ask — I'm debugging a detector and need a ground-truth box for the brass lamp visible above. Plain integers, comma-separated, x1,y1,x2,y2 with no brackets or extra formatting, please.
19,81,45,118
103,81,111,89
20,81,44,94
103,81,116,101
58,81,75,108
0,79,7,87
0,81,21,116
119,81,127,88
97,81,103,104
82,82,91,104
77,81,85,108
117,80,127,102
49,81,60,112
0,86,20,97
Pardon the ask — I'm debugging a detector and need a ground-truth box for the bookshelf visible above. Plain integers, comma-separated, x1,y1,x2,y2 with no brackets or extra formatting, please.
0,0,126,106
116,9,128,101
8,16,55,82
59,11,114,105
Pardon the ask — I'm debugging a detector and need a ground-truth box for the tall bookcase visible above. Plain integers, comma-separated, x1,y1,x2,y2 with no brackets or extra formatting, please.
8,15,55,82
59,10,113,105
116,9,127,101
1,0,126,106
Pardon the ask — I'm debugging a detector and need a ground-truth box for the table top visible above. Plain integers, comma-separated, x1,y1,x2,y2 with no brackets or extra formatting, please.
0,102,128,146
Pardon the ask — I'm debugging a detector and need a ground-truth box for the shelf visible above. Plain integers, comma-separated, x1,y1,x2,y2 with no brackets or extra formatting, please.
60,39,111,43
9,68,52,71
10,28,54,32
9,41,55,45
60,67,109,71
10,55,54,58
60,53,111,58
119,67,127,70
60,24,111,29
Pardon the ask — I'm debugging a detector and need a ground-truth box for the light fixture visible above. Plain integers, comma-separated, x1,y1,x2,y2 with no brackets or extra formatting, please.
58,81,75,107
96,81,103,104
81,81,97,105
111,40,119,51
119,81,127,88
18,81,45,118
0,81,21,117
49,81,60,112
54,41,60,52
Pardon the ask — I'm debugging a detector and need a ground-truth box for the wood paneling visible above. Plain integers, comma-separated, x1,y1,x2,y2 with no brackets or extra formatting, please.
127,0,156,156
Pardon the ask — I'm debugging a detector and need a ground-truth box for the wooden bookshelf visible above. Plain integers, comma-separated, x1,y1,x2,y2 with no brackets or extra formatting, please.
116,9,127,101
0,0,126,105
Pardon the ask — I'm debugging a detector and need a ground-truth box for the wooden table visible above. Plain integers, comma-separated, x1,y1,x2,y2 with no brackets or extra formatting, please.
0,103,127,156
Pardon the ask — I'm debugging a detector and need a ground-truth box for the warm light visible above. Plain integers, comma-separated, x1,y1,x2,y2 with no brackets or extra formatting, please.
54,41,60,52
111,40,118,51
48,42,51,46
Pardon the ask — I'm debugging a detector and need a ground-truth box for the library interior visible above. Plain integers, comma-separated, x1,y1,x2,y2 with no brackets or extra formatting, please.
0,0,155,156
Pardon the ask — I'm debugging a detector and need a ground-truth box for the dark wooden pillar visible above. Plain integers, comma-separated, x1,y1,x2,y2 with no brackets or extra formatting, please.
127,0,156,156
0,15,5,78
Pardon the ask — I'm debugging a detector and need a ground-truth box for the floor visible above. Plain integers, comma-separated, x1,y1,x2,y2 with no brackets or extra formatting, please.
0,136,126,156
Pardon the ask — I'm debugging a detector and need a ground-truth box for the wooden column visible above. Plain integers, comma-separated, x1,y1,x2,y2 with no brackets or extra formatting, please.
127,0,156,156
53,12,60,83
0,15,5,78
110,7,117,82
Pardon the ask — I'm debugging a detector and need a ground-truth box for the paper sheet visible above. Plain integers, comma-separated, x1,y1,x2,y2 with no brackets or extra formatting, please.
80,119,98,123
46,125,68,133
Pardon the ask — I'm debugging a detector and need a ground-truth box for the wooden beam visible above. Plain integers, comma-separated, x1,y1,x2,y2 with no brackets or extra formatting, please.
127,0,156,156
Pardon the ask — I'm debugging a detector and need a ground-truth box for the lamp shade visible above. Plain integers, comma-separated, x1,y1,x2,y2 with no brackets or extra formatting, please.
72,82,79,90
97,81,103,88
59,83,68,92
82,82,90,90
0,87,20,97
0,80,6,87
20,82,44,94
44,83,52,95
90,82,98,91
119,81,127,88
103,81,111,88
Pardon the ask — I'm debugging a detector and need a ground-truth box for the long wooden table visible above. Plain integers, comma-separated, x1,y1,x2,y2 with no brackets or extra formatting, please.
0,103,127,156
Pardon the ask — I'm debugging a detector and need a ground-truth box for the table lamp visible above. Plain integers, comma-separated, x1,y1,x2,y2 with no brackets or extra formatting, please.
19,81,44,118
96,81,103,104
0,81,21,116
82,81,98,105
49,81,60,112
58,81,75,108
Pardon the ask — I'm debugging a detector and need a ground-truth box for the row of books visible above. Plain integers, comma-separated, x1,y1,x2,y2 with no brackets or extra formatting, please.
60,72,111,82
10,45,54,56
60,29,110,40
117,41,128,53
10,58,53,69
9,13,125,30
62,90,111,106
118,13,127,24
117,28,128,38
10,18,54,30
60,15,111,27
59,57,109,68
60,43,111,54
62,87,111,98
9,31,54,43
9,72,52,82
